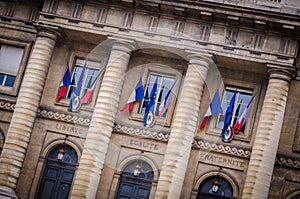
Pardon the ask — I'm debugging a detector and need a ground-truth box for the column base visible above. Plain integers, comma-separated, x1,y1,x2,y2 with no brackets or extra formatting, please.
0,186,18,199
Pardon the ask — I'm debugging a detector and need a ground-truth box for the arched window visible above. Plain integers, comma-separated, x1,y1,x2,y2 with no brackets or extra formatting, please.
36,145,78,199
47,145,78,164
122,160,154,180
116,160,154,199
197,176,235,199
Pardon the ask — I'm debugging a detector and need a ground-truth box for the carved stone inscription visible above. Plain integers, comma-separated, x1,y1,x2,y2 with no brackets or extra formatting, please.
127,137,161,152
199,151,246,170
54,123,87,137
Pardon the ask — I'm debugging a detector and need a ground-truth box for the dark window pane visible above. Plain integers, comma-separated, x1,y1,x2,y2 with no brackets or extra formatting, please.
0,74,4,85
4,75,15,87
198,176,233,198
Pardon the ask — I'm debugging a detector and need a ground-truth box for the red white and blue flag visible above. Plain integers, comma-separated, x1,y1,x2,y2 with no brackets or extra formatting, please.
158,84,174,119
233,96,254,134
57,66,71,102
200,90,223,129
81,74,100,104
121,76,145,112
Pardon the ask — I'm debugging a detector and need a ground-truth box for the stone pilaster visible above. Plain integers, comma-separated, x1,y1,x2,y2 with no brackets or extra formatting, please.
0,27,60,198
69,40,136,199
155,53,213,199
242,65,295,199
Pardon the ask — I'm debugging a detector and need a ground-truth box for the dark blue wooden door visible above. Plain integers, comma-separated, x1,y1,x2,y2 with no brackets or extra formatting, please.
36,145,78,199
116,160,154,199
117,176,152,199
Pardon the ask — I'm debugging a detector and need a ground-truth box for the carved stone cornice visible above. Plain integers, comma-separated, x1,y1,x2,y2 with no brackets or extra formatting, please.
192,139,252,158
275,154,300,169
113,124,169,142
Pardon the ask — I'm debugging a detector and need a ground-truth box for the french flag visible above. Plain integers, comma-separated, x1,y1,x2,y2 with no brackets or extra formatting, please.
57,67,71,102
81,75,99,104
200,90,223,129
121,76,144,112
233,96,254,134
158,84,174,119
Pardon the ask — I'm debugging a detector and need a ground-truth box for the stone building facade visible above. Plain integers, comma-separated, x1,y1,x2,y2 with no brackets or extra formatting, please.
0,0,299,199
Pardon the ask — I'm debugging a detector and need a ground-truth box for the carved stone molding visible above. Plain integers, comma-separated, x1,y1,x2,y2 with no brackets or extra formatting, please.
37,110,91,126
275,154,300,169
113,124,252,158
0,100,15,111
192,139,252,158
0,100,91,126
113,124,169,142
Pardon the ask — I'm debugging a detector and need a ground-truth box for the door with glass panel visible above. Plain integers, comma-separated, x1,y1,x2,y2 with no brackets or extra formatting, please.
116,160,154,199
36,145,78,199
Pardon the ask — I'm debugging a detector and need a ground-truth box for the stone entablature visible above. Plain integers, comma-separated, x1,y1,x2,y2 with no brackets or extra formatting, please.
0,1,297,69
35,1,297,64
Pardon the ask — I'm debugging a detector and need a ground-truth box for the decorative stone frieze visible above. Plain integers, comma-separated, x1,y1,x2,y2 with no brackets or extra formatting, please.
275,154,300,169
38,110,91,126
0,100,15,111
113,124,169,142
192,139,251,158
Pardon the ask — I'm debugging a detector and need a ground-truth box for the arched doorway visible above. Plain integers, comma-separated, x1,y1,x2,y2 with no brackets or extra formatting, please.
197,176,235,199
116,160,154,199
36,145,78,199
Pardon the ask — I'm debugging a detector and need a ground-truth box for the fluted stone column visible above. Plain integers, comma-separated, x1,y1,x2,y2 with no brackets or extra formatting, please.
155,53,213,199
0,27,60,198
69,40,136,199
242,65,295,199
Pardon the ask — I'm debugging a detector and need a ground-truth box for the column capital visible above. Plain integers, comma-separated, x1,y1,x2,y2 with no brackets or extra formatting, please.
36,26,61,42
267,64,296,83
186,51,214,70
108,36,138,53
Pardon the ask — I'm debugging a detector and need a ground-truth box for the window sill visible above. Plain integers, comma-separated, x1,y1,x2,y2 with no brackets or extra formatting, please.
0,85,18,96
